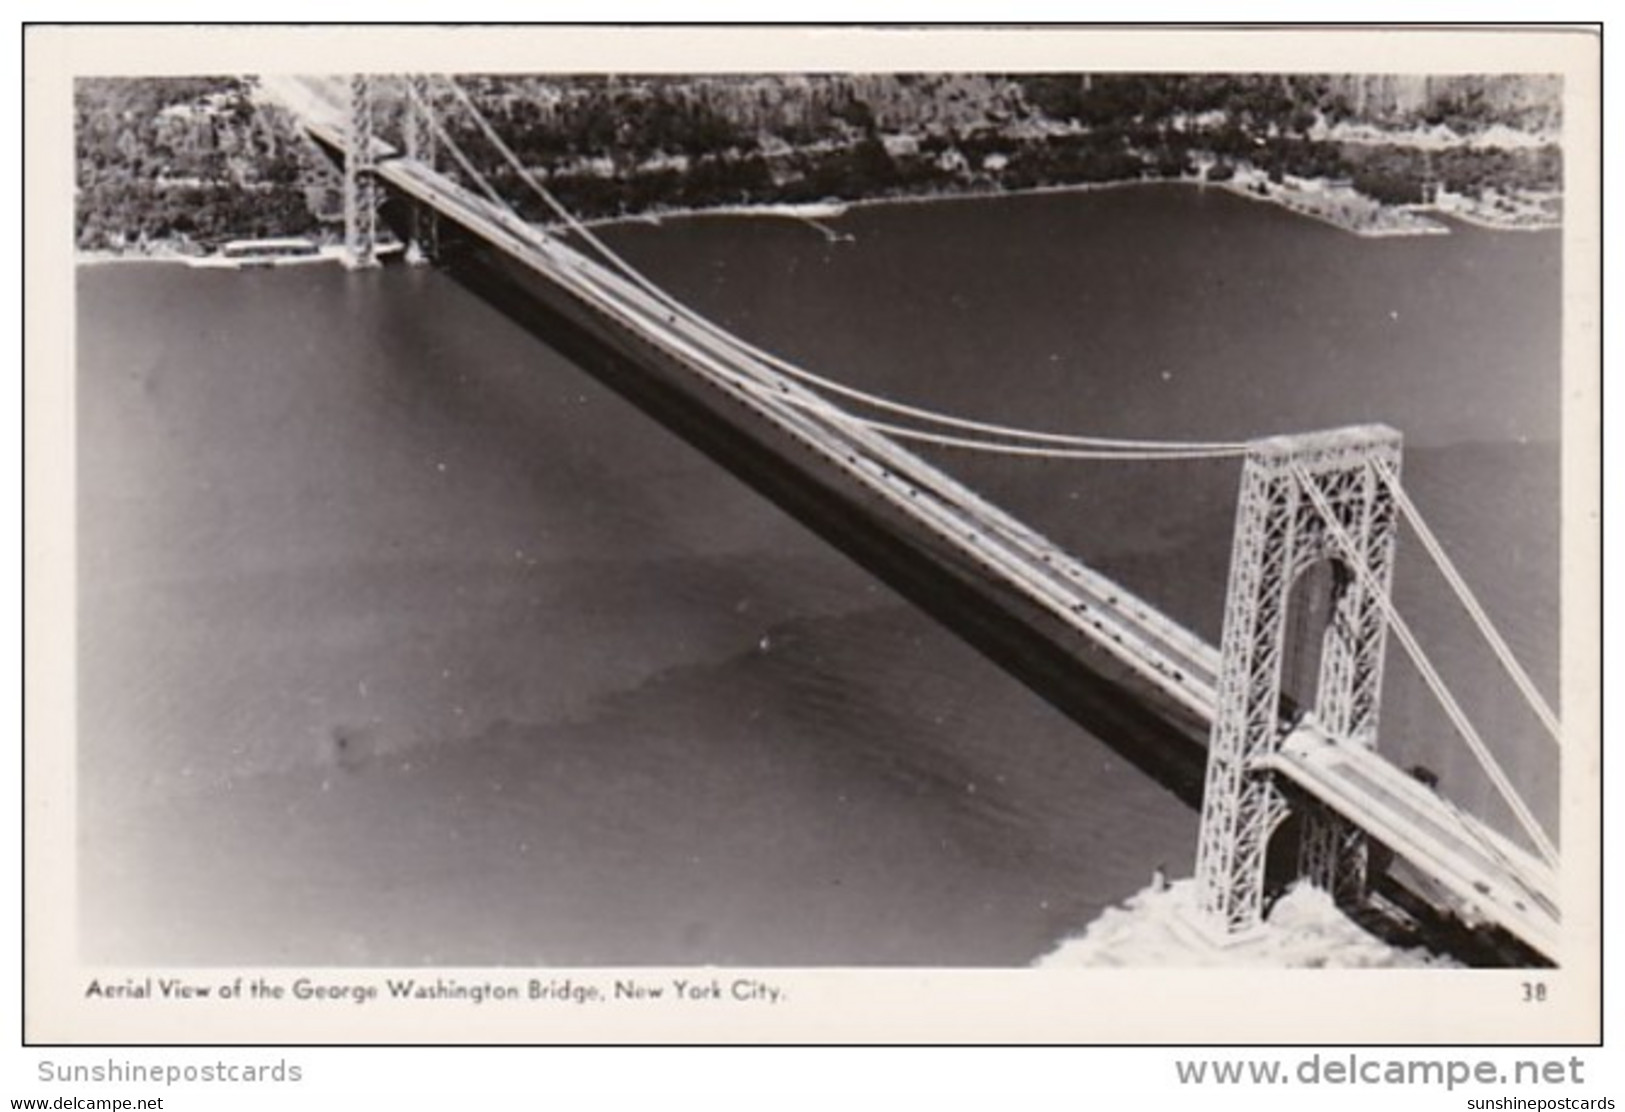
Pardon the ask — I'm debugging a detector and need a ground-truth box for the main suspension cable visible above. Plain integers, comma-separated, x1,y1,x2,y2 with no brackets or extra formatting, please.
1373,459,1562,747
429,75,1250,461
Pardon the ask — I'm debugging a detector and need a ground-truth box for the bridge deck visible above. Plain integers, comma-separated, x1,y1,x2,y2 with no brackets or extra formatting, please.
373,135,1226,719
273,77,1221,713
1271,727,1560,959
271,78,1559,961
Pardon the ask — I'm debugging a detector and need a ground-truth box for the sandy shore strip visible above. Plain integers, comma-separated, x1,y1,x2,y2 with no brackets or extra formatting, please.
75,249,200,267
564,175,1464,242
77,170,1559,267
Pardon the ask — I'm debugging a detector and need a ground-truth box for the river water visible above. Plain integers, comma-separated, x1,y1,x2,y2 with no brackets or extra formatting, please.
76,183,1561,965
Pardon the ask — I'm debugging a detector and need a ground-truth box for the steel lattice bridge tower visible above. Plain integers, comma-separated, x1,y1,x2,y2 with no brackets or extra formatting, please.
269,73,1560,960
1195,426,1401,939
340,75,436,268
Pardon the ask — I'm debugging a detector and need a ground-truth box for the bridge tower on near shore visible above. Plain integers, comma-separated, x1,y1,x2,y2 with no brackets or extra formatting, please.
342,75,380,269
1195,425,1403,939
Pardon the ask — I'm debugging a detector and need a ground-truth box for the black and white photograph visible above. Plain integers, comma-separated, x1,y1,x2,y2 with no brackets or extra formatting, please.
24,24,1601,1045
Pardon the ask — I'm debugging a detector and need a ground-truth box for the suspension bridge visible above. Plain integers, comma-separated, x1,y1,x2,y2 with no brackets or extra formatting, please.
261,74,1563,964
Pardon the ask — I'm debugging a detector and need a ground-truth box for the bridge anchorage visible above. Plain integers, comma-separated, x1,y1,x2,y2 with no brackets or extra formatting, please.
1195,425,1401,942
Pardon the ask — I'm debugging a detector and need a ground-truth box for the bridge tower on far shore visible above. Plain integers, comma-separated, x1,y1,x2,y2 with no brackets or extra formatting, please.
401,75,439,264
342,74,437,267
343,75,379,269
1195,425,1403,940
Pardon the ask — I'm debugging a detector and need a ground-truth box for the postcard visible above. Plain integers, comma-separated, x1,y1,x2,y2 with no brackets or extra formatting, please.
23,23,1601,1045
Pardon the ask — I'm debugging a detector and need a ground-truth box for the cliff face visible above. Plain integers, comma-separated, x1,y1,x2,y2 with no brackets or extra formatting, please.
75,77,327,252
75,73,1564,253
1322,73,1563,132
445,73,1561,224
477,72,1561,144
